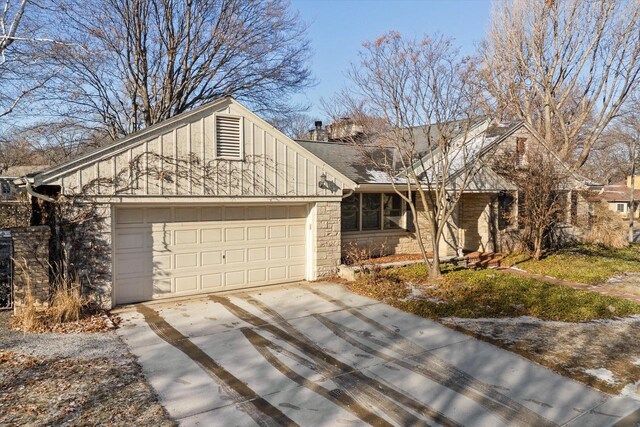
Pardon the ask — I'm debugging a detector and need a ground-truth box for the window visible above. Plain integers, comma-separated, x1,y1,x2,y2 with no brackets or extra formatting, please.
383,193,402,229
215,115,242,159
617,203,626,213
498,192,515,230
341,192,410,232
516,137,527,166
0,180,9,195
570,192,578,225
361,193,381,230
341,193,360,231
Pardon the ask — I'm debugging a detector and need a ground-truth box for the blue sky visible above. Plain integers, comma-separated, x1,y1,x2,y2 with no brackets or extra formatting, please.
290,0,493,118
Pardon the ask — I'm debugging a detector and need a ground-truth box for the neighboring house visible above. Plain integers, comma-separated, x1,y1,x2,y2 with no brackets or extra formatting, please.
0,165,49,200
14,97,588,307
592,176,640,218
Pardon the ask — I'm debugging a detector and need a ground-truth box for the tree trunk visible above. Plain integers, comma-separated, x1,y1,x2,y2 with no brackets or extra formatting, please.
629,150,636,243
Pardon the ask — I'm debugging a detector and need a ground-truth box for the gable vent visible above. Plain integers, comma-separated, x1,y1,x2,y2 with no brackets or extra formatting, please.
216,115,242,158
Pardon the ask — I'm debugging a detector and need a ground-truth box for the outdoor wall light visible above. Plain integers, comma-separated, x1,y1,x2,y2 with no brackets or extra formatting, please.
318,172,327,189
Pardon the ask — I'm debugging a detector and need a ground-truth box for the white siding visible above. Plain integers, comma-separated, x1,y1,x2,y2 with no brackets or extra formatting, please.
54,99,351,197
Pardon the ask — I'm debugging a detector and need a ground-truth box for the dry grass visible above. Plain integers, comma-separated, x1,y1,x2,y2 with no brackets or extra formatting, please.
13,277,94,333
50,282,84,324
584,202,628,248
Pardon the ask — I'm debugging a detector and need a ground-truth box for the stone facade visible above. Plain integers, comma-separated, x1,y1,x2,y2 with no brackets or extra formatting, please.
340,194,468,260
63,203,113,309
11,226,51,313
313,201,342,278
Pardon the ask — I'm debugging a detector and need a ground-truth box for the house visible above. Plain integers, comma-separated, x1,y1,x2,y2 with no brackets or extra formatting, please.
15,97,587,307
592,176,640,218
0,165,48,200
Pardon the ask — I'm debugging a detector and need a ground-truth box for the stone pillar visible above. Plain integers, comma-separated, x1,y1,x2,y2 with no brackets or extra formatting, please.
11,225,51,313
313,201,341,278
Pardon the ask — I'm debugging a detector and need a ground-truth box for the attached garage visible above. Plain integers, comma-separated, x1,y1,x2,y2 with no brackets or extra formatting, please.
114,204,308,304
26,97,354,307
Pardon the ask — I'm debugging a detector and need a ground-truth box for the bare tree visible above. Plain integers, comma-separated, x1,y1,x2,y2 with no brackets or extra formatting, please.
0,0,69,120
331,32,487,278
600,93,640,242
493,149,570,260
481,0,640,169
51,0,313,138
268,112,318,140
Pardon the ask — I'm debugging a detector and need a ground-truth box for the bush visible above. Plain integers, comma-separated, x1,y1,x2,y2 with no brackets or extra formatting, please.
584,201,628,248
13,279,90,332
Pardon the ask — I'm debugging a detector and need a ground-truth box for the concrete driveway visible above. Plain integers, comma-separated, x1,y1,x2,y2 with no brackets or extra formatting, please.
116,283,640,427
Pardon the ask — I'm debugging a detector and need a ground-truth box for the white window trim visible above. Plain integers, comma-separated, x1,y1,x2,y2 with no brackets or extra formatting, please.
214,113,244,161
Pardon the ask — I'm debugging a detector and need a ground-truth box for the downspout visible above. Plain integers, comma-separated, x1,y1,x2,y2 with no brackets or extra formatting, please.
342,189,355,199
24,178,56,203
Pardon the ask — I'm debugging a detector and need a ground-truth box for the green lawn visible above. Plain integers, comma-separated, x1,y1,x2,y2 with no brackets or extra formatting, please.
349,263,640,322
504,244,640,285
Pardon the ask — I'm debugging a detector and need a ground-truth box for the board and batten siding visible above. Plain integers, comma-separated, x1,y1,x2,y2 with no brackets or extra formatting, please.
52,99,351,198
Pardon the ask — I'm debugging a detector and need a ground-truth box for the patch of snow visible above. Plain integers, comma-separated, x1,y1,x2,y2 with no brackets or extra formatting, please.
584,368,617,385
632,357,640,367
398,284,424,302
442,315,640,327
620,381,640,401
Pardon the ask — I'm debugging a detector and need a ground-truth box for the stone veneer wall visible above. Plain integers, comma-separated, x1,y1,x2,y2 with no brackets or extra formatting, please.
11,225,51,313
459,193,494,252
313,201,342,278
64,203,113,309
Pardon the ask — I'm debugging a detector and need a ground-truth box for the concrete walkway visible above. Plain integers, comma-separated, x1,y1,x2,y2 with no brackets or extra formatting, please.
116,282,640,426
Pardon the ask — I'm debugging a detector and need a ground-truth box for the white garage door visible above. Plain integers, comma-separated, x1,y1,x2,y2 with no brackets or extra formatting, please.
114,205,307,304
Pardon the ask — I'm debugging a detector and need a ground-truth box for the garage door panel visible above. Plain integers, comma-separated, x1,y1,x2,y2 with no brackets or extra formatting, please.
153,254,172,271
269,266,287,280
248,268,267,282
225,227,245,242
201,207,223,221
201,228,222,243
225,249,245,264
247,206,267,219
175,207,199,222
115,205,307,304
269,246,287,260
269,206,287,219
289,264,305,277
289,205,307,218
225,206,245,220
225,270,245,286
247,247,266,262
153,279,172,296
146,208,172,222
174,229,198,245
289,224,305,238
115,231,148,250
175,252,198,269
176,276,198,293
247,226,267,240
269,225,287,239
201,251,222,266
202,273,222,289
117,208,144,224
290,244,305,258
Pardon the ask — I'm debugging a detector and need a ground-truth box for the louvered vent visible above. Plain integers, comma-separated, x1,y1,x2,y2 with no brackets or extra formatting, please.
216,115,242,158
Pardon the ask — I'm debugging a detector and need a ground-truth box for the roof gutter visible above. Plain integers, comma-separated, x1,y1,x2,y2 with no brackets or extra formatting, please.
18,177,56,203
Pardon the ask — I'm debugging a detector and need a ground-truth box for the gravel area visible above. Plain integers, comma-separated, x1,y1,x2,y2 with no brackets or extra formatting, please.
0,310,175,426
442,315,640,397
